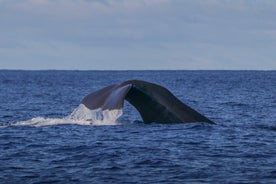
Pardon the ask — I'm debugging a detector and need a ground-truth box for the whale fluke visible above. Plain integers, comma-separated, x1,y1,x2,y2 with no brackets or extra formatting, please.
81,80,215,124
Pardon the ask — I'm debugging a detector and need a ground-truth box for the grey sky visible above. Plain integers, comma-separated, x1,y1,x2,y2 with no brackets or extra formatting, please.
0,0,276,70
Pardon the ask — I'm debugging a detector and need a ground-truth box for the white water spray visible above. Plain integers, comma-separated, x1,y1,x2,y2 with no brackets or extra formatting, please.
13,104,123,127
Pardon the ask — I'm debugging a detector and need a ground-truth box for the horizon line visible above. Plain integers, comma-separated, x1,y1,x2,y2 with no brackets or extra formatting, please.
0,69,275,72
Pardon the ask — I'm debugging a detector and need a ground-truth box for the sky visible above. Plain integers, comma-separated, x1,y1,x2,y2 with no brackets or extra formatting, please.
0,0,276,70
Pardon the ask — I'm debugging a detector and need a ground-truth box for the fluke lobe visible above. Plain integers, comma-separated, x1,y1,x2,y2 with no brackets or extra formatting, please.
81,80,215,124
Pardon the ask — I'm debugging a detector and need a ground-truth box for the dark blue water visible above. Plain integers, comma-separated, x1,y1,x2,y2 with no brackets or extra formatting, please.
0,70,275,183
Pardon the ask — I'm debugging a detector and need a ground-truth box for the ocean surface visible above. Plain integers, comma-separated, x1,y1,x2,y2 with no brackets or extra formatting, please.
0,70,275,183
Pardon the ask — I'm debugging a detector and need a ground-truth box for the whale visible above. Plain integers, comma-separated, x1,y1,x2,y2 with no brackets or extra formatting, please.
81,80,215,124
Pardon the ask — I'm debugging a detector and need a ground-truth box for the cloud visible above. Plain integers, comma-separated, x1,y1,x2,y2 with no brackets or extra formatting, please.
0,0,276,69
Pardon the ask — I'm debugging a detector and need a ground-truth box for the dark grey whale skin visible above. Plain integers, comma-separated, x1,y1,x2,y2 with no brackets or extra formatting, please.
81,80,215,124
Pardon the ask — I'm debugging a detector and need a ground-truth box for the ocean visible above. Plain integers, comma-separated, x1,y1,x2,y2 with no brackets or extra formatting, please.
0,70,275,183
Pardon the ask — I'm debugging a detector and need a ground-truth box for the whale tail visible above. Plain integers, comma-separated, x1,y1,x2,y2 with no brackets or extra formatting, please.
81,80,215,124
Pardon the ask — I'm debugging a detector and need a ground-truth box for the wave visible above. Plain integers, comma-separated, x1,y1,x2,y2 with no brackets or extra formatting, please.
10,104,124,127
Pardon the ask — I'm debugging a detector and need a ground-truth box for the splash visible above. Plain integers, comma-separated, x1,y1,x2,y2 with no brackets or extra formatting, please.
67,104,123,125
13,104,123,127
